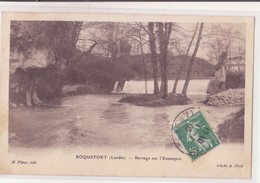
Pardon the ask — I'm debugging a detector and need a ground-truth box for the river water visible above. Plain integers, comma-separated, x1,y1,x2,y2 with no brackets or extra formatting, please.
9,94,241,150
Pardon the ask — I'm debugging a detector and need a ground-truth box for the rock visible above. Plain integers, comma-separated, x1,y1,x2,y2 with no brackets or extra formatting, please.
205,89,244,106
10,47,55,74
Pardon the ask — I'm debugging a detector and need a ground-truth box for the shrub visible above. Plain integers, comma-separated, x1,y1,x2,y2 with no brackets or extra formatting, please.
37,65,63,100
217,108,244,142
226,71,245,89
119,93,190,107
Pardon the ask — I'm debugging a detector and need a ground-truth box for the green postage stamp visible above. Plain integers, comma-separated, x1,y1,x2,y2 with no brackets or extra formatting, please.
172,110,221,161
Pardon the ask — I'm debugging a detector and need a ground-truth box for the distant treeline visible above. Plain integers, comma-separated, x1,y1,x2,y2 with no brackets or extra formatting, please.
128,54,215,80
67,53,215,84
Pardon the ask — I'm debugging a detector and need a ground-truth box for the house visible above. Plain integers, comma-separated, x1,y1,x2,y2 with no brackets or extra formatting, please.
224,55,245,72
214,55,245,90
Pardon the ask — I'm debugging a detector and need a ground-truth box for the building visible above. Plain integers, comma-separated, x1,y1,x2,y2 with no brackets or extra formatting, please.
214,55,245,90
224,55,245,72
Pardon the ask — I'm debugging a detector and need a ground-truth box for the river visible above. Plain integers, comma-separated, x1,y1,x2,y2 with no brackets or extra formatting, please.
9,94,241,150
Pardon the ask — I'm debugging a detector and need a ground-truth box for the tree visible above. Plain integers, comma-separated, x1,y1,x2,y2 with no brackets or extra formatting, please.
9,21,83,107
172,23,199,93
157,22,172,99
126,22,150,93
182,23,204,97
83,22,133,61
148,22,160,95
201,23,245,65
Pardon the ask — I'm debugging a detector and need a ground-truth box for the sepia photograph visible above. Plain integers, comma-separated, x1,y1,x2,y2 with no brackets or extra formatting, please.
8,20,246,149
0,12,254,179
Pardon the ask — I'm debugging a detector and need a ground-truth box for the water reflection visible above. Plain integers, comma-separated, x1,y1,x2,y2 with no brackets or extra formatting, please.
153,113,170,124
101,103,130,124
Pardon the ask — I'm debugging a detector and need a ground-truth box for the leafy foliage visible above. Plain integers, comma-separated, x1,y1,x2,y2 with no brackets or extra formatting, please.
10,21,82,71
67,54,135,91
9,21,83,104
226,71,245,89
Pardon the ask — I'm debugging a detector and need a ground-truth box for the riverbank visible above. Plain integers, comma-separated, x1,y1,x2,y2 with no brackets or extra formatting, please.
61,83,107,96
217,108,244,143
204,88,244,106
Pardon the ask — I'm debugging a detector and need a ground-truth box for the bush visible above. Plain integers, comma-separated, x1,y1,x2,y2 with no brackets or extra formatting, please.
9,66,63,105
226,71,245,89
207,71,245,95
217,108,244,142
119,93,190,107
37,65,63,100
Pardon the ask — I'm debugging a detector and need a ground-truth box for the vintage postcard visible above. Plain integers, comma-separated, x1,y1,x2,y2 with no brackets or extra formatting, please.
0,12,254,179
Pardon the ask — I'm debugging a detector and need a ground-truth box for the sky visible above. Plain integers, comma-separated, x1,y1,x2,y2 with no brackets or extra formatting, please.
77,22,246,65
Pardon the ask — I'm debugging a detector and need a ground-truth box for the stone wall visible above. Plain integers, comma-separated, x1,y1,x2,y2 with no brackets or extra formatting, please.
204,89,244,106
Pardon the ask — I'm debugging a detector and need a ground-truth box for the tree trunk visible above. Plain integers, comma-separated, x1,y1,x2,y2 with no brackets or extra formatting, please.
136,24,147,94
109,23,120,62
148,22,159,95
158,23,165,94
140,42,148,94
172,23,199,93
160,63,165,93
24,74,34,107
158,23,172,99
182,23,204,97
32,77,42,105
25,76,42,107
117,80,126,92
65,22,83,75
162,23,172,99
84,41,98,55
10,68,48,108
106,49,110,62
